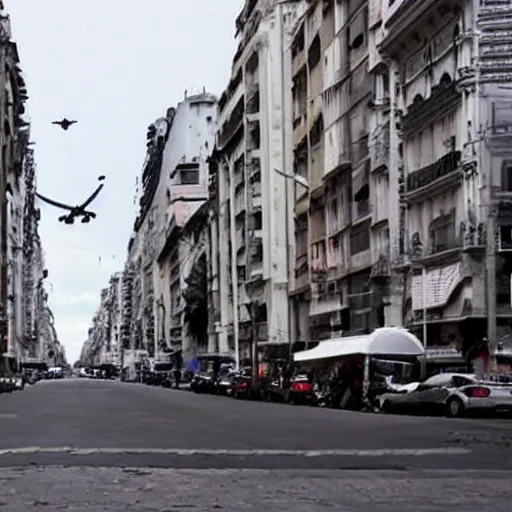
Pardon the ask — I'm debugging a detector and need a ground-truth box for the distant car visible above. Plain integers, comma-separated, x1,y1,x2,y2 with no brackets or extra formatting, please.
0,377,15,393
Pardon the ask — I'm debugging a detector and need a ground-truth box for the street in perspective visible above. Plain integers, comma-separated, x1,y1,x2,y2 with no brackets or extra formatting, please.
0,378,511,511
1,0,512,510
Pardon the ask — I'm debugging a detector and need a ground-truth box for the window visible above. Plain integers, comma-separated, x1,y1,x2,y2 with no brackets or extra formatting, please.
492,101,512,135
431,224,451,252
501,160,512,192
251,211,262,230
350,225,370,255
179,169,199,185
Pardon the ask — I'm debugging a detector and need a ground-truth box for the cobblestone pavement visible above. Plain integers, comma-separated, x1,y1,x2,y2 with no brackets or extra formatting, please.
0,467,510,511
0,380,511,510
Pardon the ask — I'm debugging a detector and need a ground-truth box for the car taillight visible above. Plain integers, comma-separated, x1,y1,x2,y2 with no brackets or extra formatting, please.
291,382,312,393
236,382,248,389
470,387,490,398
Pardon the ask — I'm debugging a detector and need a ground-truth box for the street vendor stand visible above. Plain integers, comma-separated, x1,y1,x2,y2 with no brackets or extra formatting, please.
293,327,425,408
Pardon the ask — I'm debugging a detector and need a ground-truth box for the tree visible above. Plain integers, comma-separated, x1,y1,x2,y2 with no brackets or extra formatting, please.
183,253,208,348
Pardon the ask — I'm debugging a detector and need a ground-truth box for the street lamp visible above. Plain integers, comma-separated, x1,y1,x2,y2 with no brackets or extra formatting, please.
273,169,310,356
35,270,49,362
156,297,166,359
274,168,310,190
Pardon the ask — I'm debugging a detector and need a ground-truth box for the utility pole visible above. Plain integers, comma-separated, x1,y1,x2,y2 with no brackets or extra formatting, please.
224,156,240,370
486,198,497,372
250,300,258,384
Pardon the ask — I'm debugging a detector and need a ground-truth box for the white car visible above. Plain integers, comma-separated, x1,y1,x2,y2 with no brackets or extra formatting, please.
376,373,512,417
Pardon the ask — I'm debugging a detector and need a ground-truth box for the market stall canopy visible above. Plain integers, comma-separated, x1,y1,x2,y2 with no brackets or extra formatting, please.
293,328,424,363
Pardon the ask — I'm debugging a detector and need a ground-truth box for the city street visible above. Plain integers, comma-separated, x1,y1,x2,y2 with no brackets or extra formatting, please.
0,379,511,511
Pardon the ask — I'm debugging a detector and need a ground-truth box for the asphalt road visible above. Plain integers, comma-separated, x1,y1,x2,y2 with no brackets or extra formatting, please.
0,378,511,511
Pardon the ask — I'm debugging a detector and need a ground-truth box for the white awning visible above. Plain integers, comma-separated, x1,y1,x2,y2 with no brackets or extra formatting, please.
293,327,425,363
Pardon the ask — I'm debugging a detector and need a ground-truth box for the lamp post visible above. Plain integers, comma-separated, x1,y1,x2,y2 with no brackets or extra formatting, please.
35,269,48,362
156,297,166,359
273,169,310,358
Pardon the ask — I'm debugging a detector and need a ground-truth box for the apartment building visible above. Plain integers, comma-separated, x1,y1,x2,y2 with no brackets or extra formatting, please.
374,0,512,363
118,92,216,363
0,4,56,371
209,0,305,361
289,0,389,344
155,93,216,359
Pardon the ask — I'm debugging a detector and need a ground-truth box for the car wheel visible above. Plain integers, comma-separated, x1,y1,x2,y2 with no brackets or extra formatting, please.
446,397,464,418
372,399,383,413
379,400,392,414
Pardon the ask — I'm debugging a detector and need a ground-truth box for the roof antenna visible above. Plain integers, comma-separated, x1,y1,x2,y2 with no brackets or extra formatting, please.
184,89,187,99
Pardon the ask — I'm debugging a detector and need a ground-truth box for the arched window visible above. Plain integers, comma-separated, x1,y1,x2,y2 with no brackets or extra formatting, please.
412,93,424,105
440,72,452,86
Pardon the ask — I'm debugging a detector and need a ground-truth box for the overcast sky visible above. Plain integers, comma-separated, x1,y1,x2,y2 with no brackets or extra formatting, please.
8,0,243,363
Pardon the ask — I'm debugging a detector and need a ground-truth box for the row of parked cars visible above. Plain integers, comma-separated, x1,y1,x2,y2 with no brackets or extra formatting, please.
0,367,66,394
132,351,512,418
187,360,512,418
0,375,25,393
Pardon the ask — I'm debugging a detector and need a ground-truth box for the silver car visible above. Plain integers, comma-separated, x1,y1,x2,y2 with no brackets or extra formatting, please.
374,373,500,416
445,380,512,417
376,372,512,417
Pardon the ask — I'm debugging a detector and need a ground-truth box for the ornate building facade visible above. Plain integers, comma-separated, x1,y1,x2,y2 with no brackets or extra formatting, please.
0,2,60,373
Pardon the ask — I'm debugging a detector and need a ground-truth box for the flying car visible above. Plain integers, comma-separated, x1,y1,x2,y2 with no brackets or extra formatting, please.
52,118,78,130
35,177,105,224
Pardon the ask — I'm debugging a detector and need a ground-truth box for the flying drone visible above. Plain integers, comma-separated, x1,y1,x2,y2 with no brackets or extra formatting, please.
35,176,105,224
52,118,78,131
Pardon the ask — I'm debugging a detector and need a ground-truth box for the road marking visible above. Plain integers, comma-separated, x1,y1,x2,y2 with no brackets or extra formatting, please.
0,414,17,419
0,447,472,457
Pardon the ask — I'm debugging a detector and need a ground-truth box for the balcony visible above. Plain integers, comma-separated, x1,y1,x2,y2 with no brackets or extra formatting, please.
351,249,371,271
217,97,245,149
410,232,462,265
234,171,245,190
236,229,245,251
292,49,306,76
405,151,461,203
250,262,263,279
348,291,373,311
370,255,390,279
251,194,262,210
309,292,345,317
235,189,245,216
402,82,462,136
370,123,389,172
257,322,268,341
352,199,370,222
293,115,307,147
250,229,263,240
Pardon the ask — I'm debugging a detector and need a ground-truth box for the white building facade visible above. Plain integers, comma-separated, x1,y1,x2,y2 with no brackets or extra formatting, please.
374,0,511,365
210,0,305,361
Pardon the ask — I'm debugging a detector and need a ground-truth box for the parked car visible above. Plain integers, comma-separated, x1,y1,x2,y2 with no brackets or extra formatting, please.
374,372,512,417
0,377,15,393
214,368,237,395
190,372,215,394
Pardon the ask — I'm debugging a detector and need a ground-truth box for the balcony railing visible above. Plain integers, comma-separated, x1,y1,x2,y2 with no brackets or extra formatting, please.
257,322,268,341
410,234,462,258
406,150,461,193
218,97,244,149
370,123,389,171
429,235,461,255
309,292,344,317
236,229,245,250
235,189,245,215
348,291,373,311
